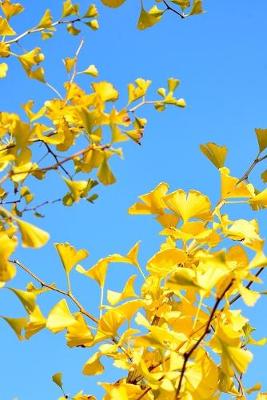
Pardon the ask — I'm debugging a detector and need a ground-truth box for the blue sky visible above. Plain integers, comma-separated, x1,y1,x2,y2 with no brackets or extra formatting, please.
1,0,267,398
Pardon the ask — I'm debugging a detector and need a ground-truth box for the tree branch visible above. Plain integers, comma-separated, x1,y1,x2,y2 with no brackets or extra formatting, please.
163,0,185,19
10,259,99,324
175,279,234,399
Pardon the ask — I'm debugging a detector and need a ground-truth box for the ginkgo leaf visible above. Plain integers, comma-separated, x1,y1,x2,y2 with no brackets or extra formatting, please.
0,234,17,282
261,170,267,183
16,218,49,248
83,352,104,376
62,0,79,17
98,309,125,336
83,4,98,18
0,16,16,35
9,288,36,313
0,63,8,78
97,158,116,185
239,286,260,307
66,313,93,348
220,167,254,199
107,275,137,305
189,0,204,15
101,0,126,7
55,242,89,275
73,391,96,400
47,299,76,333
52,372,63,389
200,142,227,168
1,1,24,19
37,9,53,28
81,65,99,77
255,128,267,153
164,189,211,222
2,316,27,340
76,259,108,288
137,5,163,30
226,346,253,374
147,248,187,276
25,306,46,339
92,81,118,102
129,182,169,215
249,188,267,210
167,267,201,289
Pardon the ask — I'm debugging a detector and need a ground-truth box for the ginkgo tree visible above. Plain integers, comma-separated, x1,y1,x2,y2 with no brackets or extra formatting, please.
1,1,267,400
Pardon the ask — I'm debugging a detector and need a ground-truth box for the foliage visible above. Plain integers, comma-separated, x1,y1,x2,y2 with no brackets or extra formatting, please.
1,1,267,400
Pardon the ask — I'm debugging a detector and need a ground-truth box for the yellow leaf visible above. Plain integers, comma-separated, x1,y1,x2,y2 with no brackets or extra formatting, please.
189,0,204,15
0,233,17,282
101,0,126,7
83,352,104,376
147,248,187,276
98,309,125,336
128,78,152,104
164,189,211,222
62,0,79,17
9,288,36,313
25,306,46,339
0,63,8,78
137,5,163,30
107,275,137,305
200,142,227,168
97,158,116,185
86,19,99,30
76,259,108,288
2,316,27,340
239,285,260,307
92,81,119,102
16,218,49,248
255,128,267,153
225,219,263,251
63,56,76,73
250,188,267,210
81,64,99,77
220,167,254,199
1,1,24,19
167,267,200,289
37,9,53,28
0,42,10,57
83,4,98,18
66,313,93,347
0,16,16,35
55,242,89,275
129,182,169,215
47,299,76,333
256,393,267,400
67,23,81,35
226,346,253,374
261,169,267,183
52,372,63,389
73,391,96,400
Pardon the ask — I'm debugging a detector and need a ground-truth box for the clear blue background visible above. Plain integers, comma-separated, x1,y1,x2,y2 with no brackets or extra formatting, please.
0,0,267,398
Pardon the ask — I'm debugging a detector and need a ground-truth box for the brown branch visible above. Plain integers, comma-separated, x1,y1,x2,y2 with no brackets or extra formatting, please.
10,259,99,324
43,142,72,179
163,0,185,19
229,267,265,306
175,279,234,399
6,18,83,45
237,153,267,184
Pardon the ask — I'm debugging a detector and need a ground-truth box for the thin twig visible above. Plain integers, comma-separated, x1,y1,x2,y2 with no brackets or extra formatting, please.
176,280,234,399
6,18,82,45
43,142,72,179
163,0,185,19
10,259,98,324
